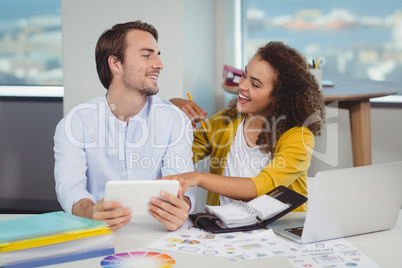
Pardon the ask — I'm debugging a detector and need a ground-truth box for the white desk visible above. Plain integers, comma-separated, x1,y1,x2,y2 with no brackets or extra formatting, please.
2,211,401,267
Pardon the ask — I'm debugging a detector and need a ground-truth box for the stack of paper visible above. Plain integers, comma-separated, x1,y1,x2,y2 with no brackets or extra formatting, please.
0,211,114,267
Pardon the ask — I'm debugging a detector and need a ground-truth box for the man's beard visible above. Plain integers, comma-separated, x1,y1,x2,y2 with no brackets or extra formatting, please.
122,72,159,96
136,84,159,96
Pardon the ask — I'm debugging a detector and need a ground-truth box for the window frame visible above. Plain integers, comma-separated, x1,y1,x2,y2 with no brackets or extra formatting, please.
0,86,63,98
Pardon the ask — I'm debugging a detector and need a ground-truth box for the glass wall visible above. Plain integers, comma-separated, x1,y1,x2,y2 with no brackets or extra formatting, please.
0,0,62,88
242,0,402,95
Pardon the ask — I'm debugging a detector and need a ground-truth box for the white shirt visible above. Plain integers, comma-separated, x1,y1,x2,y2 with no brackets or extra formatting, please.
54,95,196,213
220,119,271,205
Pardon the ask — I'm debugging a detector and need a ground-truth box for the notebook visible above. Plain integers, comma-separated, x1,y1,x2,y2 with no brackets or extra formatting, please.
268,161,402,244
205,194,290,228
189,186,307,233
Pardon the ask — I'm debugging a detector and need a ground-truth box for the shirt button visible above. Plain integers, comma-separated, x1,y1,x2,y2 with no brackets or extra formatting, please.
127,171,132,175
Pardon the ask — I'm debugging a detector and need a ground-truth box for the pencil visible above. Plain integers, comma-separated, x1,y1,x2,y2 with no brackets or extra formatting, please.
314,57,320,69
187,93,206,131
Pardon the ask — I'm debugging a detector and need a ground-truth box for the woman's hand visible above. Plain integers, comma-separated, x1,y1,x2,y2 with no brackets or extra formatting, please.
170,98,208,129
160,172,201,194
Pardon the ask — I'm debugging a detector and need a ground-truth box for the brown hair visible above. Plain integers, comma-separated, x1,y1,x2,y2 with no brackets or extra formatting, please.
95,20,158,89
224,41,325,155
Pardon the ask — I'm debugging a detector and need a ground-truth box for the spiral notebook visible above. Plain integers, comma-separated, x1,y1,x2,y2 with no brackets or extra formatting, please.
205,195,290,228
190,186,307,233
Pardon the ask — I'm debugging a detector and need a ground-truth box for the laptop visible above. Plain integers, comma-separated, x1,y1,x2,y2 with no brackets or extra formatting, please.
268,161,402,244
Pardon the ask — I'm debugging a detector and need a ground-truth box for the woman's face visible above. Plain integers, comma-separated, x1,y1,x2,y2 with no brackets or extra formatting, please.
236,55,276,118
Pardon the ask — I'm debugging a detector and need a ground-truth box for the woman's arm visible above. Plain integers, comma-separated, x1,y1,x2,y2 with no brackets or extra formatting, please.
163,172,258,201
170,98,208,129
163,126,314,202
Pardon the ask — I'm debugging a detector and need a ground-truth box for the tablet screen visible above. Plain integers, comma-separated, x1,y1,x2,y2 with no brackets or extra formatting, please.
104,180,180,218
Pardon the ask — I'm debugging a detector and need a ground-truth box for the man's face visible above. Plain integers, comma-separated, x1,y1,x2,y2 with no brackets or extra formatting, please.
120,29,164,96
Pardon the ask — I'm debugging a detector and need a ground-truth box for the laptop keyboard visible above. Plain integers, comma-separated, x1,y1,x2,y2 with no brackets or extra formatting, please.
285,226,303,237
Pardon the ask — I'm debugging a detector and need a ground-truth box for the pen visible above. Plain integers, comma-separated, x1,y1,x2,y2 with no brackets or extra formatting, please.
187,93,207,131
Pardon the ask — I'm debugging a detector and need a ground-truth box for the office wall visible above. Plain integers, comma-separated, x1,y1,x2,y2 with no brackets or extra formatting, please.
62,0,185,114
62,0,218,116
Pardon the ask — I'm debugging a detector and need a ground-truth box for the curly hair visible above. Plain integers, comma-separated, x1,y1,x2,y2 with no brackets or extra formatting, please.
223,41,325,155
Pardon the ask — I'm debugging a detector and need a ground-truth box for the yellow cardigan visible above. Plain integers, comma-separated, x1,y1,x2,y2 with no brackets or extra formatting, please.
192,109,315,211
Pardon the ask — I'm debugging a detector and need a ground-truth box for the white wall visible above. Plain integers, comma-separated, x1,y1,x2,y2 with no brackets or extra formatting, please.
62,0,185,114
62,0,238,117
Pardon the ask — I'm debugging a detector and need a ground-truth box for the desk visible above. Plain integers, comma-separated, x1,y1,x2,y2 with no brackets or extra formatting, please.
223,77,400,167
1,211,401,267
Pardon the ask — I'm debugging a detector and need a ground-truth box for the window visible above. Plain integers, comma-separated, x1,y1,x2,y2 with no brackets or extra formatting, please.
242,0,402,97
0,0,63,97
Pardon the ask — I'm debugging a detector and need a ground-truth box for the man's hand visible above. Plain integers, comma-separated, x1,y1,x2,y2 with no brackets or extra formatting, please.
148,189,190,231
72,198,132,231
170,98,208,129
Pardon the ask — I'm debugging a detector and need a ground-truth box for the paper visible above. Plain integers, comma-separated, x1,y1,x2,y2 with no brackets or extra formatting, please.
282,238,381,268
147,219,380,267
212,232,380,267
1,228,112,252
147,220,263,258
1,234,114,267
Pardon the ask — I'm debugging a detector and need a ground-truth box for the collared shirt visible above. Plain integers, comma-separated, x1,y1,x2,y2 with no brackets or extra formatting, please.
54,95,196,213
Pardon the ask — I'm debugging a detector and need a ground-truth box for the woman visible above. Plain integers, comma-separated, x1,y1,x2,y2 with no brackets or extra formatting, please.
168,41,325,211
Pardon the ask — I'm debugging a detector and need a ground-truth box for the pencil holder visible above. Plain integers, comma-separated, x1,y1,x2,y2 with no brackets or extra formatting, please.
309,69,322,90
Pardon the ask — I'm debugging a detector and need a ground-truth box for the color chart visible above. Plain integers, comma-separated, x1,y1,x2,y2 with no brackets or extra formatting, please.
101,251,175,267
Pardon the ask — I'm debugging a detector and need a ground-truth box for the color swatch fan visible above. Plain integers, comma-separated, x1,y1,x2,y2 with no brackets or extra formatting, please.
101,251,175,268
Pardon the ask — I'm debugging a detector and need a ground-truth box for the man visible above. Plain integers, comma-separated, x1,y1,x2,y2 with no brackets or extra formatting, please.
54,20,195,231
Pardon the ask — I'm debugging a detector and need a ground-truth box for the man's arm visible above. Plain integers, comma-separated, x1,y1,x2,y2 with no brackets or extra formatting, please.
72,198,95,219
54,112,131,231
73,198,132,231
54,117,95,213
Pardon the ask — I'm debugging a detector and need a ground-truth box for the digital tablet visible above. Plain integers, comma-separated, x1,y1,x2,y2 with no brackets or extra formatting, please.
104,180,180,218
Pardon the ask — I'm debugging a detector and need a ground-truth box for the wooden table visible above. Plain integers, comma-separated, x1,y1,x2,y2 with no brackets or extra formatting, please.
222,77,400,167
